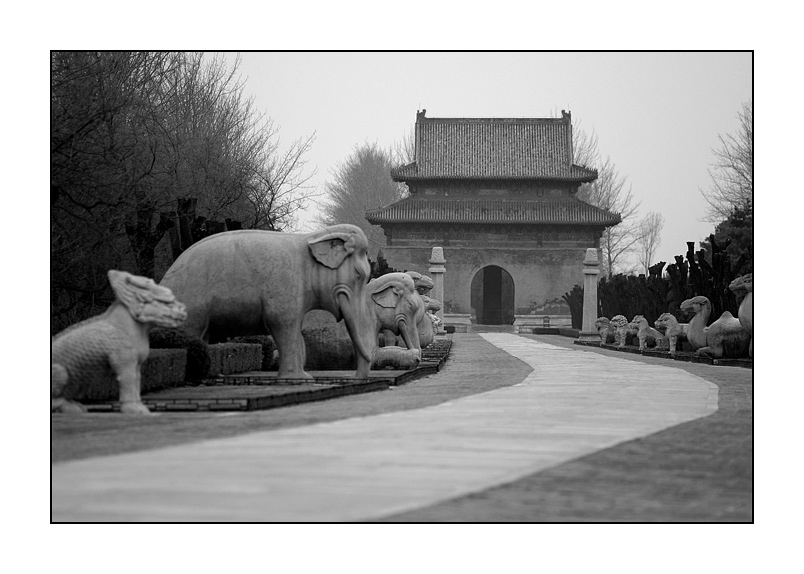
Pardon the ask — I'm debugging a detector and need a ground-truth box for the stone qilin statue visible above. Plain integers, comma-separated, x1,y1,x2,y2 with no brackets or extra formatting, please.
610,315,630,347
51,270,187,414
630,315,669,351
654,313,687,356
594,317,616,344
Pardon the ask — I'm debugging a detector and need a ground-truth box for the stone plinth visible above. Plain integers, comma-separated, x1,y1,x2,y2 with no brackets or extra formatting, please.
443,314,472,333
578,248,601,342
429,247,446,332
514,315,573,333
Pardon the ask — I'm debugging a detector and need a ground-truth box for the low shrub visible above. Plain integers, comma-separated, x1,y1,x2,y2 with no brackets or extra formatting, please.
77,348,187,403
149,328,210,382
141,349,188,393
230,335,277,371
302,310,357,370
207,343,263,376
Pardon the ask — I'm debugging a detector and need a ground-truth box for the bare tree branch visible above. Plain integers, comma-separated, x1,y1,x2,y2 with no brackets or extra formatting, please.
700,99,753,222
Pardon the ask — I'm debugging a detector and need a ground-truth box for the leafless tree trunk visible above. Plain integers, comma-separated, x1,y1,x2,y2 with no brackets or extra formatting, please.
637,211,665,275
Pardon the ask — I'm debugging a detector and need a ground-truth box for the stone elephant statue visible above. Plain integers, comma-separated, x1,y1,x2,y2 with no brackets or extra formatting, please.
160,224,376,379
394,271,441,349
367,273,425,364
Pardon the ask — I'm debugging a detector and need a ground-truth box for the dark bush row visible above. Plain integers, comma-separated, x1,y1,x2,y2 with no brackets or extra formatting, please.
207,343,263,376
149,328,210,382
230,335,277,371
78,349,187,403
564,235,746,329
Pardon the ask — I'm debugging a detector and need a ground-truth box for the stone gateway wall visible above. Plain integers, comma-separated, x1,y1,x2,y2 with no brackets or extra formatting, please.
383,244,592,321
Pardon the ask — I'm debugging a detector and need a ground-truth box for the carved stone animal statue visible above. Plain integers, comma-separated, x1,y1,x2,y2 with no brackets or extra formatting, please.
630,315,668,351
654,313,687,356
160,225,377,379
681,296,751,359
610,315,632,347
372,346,422,370
406,271,442,348
729,273,753,358
367,273,424,368
594,317,616,344
51,270,187,414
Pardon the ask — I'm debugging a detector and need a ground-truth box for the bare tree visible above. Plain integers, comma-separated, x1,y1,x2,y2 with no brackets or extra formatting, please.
318,142,408,257
393,126,416,166
51,51,317,332
701,99,753,222
573,126,642,276
637,211,665,274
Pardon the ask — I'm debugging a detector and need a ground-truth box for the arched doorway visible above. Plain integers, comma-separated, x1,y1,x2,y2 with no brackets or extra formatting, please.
470,265,515,325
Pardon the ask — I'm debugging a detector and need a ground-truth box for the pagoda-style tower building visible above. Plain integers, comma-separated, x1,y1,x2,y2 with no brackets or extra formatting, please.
366,110,620,326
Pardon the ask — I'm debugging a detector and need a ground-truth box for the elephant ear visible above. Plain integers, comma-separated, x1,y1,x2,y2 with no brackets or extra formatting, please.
373,284,401,309
308,230,356,269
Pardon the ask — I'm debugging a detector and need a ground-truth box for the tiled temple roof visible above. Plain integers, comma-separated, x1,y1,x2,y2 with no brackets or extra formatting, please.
365,197,621,226
390,110,598,182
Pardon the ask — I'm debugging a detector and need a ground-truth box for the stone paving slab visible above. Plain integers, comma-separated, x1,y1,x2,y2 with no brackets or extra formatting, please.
52,333,720,522
383,333,752,522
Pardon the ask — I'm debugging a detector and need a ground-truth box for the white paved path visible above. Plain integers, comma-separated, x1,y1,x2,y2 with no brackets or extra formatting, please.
52,334,718,522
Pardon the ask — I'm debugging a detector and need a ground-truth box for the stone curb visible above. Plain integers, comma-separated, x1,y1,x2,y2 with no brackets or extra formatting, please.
573,340,753,369
84,341,454,413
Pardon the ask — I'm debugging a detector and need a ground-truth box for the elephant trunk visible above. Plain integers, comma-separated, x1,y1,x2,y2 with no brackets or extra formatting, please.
396,312,421,358
336,288,376,378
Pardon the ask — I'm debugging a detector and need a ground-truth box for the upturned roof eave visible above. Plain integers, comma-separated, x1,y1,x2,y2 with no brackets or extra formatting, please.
365,196,620,227
390,166,599,184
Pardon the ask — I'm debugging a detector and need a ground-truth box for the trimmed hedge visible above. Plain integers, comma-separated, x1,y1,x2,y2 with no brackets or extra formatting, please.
78,348,187,403
230,335,277,371
302,310,357,370
149,328,211,382
142,349,188,393
207,343,263,376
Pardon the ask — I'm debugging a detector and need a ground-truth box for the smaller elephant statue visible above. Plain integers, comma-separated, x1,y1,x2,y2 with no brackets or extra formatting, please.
51,270,187,414
654,313,687,356
367,273,425,369
729,273,753,358
630,315,668,351
594,317,616,344
406,271,442,348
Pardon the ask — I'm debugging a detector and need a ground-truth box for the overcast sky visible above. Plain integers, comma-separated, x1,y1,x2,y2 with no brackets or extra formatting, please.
219,51,751,269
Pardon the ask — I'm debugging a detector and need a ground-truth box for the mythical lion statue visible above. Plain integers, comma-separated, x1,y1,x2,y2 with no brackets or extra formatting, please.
51,270,187,414
610,315,631,347
654,313,687,356
629,315,668,351
594,317,616,344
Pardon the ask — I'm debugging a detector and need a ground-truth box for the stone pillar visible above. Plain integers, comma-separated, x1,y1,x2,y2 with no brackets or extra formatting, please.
579,248,601,341
429,246,446,332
